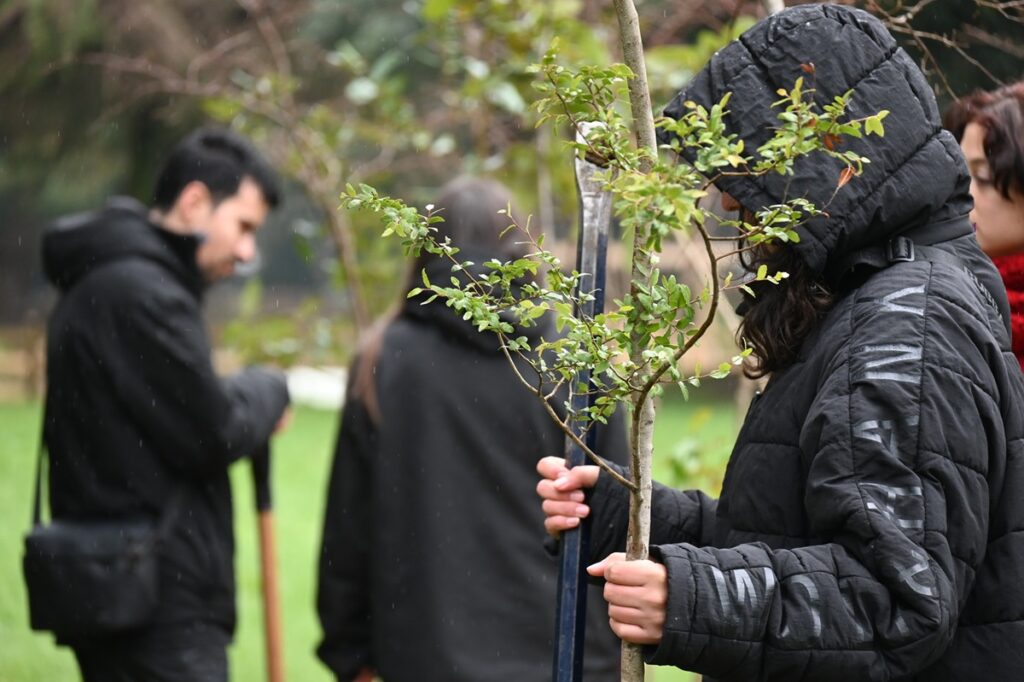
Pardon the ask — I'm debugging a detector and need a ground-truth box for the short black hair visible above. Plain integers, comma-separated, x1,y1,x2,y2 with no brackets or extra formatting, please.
151,127,281,211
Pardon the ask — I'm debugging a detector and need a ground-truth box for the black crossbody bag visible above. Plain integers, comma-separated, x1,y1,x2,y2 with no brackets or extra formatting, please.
22,437,182,638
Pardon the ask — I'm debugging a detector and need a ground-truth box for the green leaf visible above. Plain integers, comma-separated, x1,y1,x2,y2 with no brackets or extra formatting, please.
865,113,887,137
677,381,689,401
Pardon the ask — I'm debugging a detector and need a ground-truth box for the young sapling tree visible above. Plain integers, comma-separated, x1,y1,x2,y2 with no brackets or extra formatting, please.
343,42,887,682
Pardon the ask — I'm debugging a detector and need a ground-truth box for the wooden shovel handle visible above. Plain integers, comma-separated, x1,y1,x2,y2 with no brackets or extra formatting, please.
258,509,285,682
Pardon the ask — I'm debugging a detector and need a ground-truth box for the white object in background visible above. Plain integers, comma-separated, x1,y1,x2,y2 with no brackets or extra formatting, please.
285,366,347,410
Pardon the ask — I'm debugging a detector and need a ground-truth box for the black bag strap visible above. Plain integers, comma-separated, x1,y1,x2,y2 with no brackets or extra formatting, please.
832,216,972,285
834,216,1004,321
30,422,185,541
31,425,45,528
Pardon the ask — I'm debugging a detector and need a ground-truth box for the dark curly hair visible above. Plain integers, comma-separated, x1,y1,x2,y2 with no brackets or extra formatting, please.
736,241,835,379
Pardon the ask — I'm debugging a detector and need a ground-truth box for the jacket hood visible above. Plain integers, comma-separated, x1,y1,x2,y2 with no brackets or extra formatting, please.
43,196,205,297
660,3,973,274
401,252,552,352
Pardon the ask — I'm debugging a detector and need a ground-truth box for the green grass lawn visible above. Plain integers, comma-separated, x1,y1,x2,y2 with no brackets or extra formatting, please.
0,396,736,682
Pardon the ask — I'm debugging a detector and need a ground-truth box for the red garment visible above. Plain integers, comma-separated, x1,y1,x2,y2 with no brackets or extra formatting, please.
991,253,1024,370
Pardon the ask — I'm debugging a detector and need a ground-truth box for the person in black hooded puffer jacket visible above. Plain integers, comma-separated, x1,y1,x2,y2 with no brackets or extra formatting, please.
537,5,1024,681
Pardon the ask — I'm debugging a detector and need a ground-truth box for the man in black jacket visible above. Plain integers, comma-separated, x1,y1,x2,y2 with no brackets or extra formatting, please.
42,127,291,681
539,5,1024,681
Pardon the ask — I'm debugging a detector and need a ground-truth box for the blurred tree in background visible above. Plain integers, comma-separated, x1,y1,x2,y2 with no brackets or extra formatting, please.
2,0,1021,356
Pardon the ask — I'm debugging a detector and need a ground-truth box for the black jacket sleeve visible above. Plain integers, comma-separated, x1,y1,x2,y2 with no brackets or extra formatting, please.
109,285,290,475
542,401,710,564
317,364,376,680
644,289,992,681
589,462,719,565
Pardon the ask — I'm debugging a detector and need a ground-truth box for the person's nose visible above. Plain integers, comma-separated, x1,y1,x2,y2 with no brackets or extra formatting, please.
236,232,258,263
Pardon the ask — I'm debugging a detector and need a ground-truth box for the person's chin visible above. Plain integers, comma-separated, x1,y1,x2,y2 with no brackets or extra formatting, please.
201,265,235,283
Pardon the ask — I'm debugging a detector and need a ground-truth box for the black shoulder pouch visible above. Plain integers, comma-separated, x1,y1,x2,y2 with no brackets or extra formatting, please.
22,437,180,638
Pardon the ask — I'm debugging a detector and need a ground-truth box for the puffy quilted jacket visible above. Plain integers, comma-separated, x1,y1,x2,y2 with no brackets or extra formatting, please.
586,5,1024,680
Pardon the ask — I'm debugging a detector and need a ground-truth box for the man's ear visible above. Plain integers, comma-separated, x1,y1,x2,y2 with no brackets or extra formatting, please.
174,181,213,227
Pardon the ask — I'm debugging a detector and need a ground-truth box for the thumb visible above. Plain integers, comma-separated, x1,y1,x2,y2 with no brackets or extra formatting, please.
555,464,600,492
587,552,625,577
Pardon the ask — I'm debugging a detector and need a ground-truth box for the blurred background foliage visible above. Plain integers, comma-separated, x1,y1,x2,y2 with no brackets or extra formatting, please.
1,0,1022,366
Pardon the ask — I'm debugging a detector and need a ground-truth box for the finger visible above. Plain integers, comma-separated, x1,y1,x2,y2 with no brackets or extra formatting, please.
541,499,590,518
603,583,651,610
609,619,661,646
545,515,580,535
537,456,569,479
607,604,650,626
536,479,586,503
604,559,657,587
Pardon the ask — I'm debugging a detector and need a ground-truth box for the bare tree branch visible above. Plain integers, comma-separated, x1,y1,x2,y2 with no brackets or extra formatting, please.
960,23,1024,58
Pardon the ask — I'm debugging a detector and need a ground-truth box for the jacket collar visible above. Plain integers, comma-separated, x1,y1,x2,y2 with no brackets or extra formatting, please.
44,196,206,300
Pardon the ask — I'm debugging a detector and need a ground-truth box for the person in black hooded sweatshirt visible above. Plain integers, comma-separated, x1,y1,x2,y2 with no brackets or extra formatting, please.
538,5,1024,681
316,176,627,682
40,127,291,681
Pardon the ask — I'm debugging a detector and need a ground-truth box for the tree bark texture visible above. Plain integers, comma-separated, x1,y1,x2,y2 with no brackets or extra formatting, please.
612,1,658,680
622,394,656,679
612,0,658,174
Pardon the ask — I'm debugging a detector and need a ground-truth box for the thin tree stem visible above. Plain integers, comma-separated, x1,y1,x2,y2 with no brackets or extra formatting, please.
612,1,657,679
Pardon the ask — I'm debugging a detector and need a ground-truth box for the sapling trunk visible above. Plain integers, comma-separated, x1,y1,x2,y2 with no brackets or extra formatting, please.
611,1,658,680
621,396,655,679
